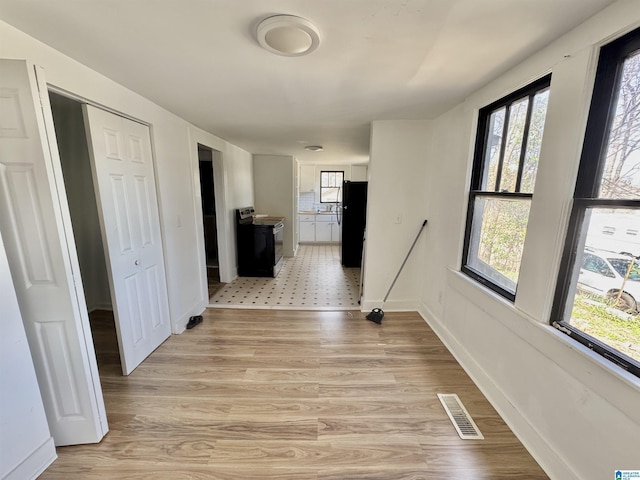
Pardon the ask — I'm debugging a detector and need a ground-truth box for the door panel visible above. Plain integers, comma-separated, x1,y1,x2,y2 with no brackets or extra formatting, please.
83,105,171,375
0,59,107,445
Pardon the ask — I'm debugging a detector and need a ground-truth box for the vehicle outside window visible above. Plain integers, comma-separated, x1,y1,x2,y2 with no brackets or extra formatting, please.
552,27,640,376
578,248,640,313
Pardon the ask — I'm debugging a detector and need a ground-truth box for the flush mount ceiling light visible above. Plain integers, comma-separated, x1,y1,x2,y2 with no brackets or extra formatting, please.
305,145,323,152
256,15,320,57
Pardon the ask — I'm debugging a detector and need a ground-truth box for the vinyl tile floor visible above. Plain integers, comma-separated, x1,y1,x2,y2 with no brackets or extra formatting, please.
209,245,361,310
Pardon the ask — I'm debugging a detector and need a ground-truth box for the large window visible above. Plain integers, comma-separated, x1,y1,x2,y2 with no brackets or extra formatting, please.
553,28,640,377
462,75,551,299
320,171,343,203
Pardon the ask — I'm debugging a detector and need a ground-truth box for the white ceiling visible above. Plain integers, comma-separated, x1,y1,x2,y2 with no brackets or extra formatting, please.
0,0,617,164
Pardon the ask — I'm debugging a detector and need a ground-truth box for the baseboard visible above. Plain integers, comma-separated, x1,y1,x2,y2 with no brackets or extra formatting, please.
87,303,113,313
3,436,56,480
174,300,208,334
360,299,420,312
418,302,577,480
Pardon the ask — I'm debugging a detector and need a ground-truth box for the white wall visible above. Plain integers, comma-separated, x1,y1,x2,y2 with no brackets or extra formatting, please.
0,229,56,480
364,2,640,479
253,154,297,257
362,120,431,311
0,20,253,331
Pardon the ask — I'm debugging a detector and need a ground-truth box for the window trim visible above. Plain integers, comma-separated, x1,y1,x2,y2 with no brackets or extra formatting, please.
319,170,344,203
551,27,640,378
462,74,552,300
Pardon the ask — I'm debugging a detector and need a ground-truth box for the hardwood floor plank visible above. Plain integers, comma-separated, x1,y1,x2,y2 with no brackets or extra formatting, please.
207,439,428,468
39,308,548,479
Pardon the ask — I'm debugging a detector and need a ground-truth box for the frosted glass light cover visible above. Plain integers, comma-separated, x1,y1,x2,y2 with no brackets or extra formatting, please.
257,15,320,57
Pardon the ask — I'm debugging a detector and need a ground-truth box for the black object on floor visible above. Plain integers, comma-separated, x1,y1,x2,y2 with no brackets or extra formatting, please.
367,219,428,325
186,315,203,329
366,308,383,324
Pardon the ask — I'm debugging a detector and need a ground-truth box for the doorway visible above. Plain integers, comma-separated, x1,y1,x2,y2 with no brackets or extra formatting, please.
198,144,222,299
49,92,120,368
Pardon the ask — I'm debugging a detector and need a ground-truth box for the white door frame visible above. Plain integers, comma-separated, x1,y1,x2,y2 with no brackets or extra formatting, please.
188,129,232,299
47,86,175,322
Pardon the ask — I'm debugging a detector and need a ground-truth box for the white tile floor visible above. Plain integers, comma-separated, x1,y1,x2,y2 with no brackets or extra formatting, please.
209,245,361,310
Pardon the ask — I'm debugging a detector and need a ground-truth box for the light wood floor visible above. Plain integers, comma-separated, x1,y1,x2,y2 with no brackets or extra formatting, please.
40,309,548,479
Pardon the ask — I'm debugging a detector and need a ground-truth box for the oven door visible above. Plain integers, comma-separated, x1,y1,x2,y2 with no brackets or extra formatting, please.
273,222,284,275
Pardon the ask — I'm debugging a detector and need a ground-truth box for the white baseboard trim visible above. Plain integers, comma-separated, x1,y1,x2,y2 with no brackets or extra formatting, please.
4,436,56,480
173,300,208,334
360,299,420,312
418,302,577,480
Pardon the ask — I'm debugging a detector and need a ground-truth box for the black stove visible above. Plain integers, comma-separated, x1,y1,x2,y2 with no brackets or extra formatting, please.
236,207,284,277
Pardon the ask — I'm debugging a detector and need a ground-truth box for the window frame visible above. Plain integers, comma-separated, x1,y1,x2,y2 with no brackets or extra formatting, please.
551,27,640,378
462,74,552,301
319,170,344,203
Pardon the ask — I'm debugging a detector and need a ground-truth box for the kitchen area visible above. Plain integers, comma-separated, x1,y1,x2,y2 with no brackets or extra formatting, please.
210,158,368,309
297,163,367,245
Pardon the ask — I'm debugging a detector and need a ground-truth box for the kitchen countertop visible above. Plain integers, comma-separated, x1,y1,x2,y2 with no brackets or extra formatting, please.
299,210,337,215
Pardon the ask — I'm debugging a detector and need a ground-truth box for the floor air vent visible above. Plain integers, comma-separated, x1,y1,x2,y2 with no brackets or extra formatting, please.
437,393,484,440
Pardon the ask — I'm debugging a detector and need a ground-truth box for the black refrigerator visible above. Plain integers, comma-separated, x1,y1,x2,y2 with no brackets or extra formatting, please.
341,181,368,268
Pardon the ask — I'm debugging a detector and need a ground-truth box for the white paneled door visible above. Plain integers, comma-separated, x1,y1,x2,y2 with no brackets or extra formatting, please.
83,105,171,376
0,59,107,445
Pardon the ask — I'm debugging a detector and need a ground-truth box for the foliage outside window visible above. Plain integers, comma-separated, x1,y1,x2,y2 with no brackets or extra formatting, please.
553,28,640,377
462,75,551,299
320,171,343,203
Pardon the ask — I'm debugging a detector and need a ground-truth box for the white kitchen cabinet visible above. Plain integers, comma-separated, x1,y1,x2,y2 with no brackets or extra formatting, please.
299,165,316,192
315,214,340,243
299,214,316,242
299,214,341,243
315,221,332,242
332,222,342,242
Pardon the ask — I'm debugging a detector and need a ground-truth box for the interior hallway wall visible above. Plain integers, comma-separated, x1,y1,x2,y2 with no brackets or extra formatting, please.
0,20,254,331
49,93,110,311
415,2,640,479
253,154,297,257
362,120,431,312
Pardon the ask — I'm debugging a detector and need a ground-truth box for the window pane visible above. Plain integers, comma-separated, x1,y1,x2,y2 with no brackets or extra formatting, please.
564,208,640,364
321,171,329,186
321,187,340,203
499,98,529,192
483,108,505,190
599,50,640,199
328,172,336,187
521,89,550,193
466,196,531,294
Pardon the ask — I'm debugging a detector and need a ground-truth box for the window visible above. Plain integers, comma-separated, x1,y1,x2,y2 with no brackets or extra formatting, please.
320,171,343,203
552,27,640,378
462,75,551,299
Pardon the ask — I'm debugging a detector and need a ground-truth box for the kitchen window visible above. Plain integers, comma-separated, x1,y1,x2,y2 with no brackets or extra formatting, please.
462,75,551,300
552,27,640,378
320,171,343,203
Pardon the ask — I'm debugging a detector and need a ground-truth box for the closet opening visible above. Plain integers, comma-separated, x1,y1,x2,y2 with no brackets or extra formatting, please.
49,91,120,371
